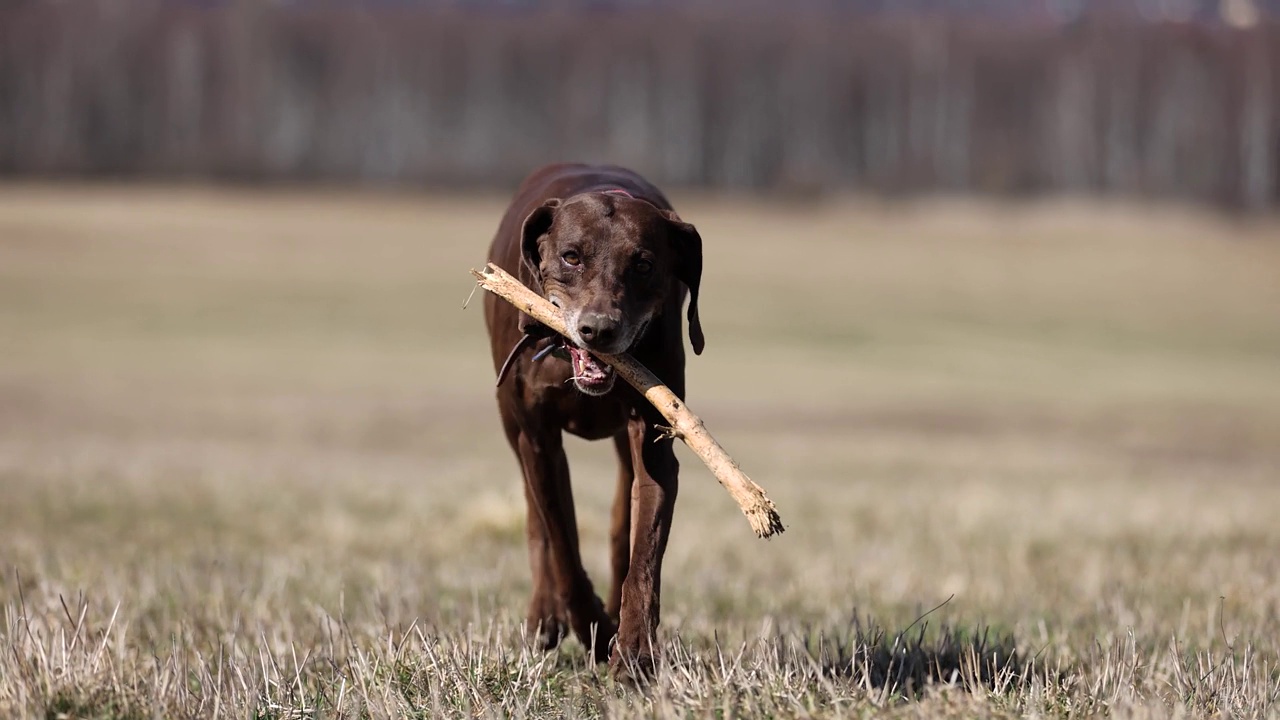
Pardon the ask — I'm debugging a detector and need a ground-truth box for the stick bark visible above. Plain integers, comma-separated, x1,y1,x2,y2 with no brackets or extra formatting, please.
472,263,784,539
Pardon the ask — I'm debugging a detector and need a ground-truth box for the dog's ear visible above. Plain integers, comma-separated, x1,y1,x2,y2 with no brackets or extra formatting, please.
662,210,705,355
521,198,560,283
518,199,560,336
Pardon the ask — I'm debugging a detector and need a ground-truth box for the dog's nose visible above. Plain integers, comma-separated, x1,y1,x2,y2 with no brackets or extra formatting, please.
578,312,619,348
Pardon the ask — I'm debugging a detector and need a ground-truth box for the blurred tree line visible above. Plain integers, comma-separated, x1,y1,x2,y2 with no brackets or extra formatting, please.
0,1,1276,208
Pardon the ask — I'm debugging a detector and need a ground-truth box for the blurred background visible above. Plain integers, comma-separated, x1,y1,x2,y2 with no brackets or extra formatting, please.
2,0,1279,208
7,2,1280,712
3,4,1280,716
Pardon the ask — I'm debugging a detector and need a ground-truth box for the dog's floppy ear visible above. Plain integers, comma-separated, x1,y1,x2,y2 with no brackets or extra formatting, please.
517,198,560,336
662,210,705,355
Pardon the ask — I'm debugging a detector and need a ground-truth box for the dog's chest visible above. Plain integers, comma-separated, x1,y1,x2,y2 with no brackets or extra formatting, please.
533,382,630,441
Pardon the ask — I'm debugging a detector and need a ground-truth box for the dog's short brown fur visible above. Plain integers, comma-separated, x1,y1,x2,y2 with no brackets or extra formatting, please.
483,163,704,673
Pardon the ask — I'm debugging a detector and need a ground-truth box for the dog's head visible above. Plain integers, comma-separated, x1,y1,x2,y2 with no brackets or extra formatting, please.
519,191,704,395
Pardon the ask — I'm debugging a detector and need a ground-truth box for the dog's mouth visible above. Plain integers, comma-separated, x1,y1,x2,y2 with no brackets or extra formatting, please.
530,331,642,396
566,345,616,396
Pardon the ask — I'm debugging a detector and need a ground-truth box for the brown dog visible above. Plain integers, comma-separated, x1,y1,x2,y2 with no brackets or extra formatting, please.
483,163,704,674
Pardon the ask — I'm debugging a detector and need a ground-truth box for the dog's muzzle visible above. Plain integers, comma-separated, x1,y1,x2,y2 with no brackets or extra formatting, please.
496,315,646,396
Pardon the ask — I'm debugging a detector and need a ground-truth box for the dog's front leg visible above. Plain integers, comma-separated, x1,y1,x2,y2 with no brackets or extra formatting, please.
610,413,679,678
514,426,613,661
606,430,635,623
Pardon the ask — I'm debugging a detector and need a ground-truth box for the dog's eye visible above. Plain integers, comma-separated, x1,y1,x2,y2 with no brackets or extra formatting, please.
561,251,581,267
634,259,653,275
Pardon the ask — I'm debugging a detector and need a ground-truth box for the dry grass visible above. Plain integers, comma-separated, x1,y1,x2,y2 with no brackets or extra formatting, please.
1,186,1279,718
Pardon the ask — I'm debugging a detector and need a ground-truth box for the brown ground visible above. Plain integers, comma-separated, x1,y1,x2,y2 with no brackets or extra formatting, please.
2,186,1279,718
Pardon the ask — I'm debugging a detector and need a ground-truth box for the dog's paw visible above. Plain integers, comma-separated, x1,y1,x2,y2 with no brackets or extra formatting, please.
586,619,616,664
526,597,568,651
608,643,657,683
528,616,567,651
608,622,659,681
566,592,615,663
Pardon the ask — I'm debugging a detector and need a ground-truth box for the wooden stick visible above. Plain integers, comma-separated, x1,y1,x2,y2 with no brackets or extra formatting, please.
472,263,785,539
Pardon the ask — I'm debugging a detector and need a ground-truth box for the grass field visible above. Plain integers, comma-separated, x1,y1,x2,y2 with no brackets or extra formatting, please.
2,186,1279,718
